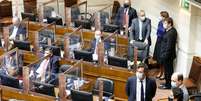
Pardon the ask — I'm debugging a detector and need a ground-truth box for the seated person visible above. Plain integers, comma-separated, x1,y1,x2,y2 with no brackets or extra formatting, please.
0,55,18,76
170,72,189,101
88,30,112,61
30,47,60,83
9,17,27,40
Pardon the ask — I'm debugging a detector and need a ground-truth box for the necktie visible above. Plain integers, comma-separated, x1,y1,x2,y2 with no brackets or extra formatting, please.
123,9,128,26
141,81,144,101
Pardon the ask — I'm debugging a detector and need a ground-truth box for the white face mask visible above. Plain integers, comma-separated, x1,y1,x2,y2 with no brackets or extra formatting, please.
136,72,144,80
163,23,168,29
159,16,162,21
140,16,146,21
171,81,177,88
95,34,101,40
44,51,50,57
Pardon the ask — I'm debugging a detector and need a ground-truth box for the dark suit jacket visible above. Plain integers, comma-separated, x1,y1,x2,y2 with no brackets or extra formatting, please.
115,7,137,27
130,18,152,45
160,27,177,62
32,55,60,82
126,76,157,101
90,39,111,53
9,25,27,39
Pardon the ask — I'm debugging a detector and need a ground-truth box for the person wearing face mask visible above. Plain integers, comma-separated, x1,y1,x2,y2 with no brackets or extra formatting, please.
153,11,169,80
170,73,189,101
159,17,177,89
126,63,157,101
89,30,111,61
30,47,60,83
9,17,27,40
115,0,137,28
128,10,151,62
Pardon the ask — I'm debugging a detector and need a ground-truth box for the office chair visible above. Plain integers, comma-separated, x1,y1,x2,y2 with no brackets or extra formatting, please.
131,41,149,62
189,92,201,101
183,56,201,95
92,77,114,98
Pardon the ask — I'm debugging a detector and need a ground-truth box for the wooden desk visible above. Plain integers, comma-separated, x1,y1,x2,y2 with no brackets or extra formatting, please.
0,85,56,101
27,22,129,56
60,59,134,100
0,48,40,65
0,17,12,26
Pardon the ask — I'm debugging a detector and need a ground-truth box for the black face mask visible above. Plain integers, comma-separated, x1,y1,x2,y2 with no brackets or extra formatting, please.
124,4,129,8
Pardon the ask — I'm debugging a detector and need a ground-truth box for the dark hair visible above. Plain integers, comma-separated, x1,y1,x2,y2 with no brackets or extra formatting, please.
160,11,169,18
177,74,183,81
164,17,174,26
137,63,149,72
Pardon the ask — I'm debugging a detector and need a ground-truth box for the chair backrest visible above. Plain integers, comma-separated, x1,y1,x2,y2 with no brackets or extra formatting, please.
132,41,149,61
189,56,201,85
0,0,12,18
189,93,201,101
71,90,93,101
93,77,114,97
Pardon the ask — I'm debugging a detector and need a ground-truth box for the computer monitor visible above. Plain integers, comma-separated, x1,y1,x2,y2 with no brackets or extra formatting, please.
103,24,119,33
108,55,127,68
0,74,20,89
42,45,61,57
32,81,55,97
21,12,37,22
71,90,93,101
74,20,91,29
74,50,93,62
14,40,31,51
47,17,63,25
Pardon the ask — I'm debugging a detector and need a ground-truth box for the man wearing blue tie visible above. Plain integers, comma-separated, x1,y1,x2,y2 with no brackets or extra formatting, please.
126,63,156,101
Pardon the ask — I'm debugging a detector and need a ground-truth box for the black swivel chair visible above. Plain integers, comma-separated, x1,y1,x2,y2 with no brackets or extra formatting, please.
71,90,93,101
189,93,201,101
131,41,149,62
92,77,114,98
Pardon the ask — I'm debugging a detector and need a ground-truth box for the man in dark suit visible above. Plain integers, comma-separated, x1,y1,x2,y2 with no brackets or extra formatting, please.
30,47,60,83
9,17,27,40
115,0,137,27
128,10,151,61
126,63,157,101
129,10,151,45
159,17,177,89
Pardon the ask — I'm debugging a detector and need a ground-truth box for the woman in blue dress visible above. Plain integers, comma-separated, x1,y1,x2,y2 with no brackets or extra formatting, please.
153,11,169,79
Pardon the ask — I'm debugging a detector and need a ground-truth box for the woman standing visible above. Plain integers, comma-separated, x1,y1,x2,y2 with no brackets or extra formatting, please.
153,11,169,79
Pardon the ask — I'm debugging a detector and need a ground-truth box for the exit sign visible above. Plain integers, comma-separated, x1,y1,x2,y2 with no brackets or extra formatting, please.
181,0,190,10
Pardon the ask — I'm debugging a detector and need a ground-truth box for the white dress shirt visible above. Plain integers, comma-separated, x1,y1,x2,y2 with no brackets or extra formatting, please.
36,59,49,77
124,8,129,15
136,78,146,101
9,26,18,40
138,19,143,40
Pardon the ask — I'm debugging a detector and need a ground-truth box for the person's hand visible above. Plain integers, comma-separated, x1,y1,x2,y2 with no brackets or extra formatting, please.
130,40,135,44
128,27,132,32
144,39,148,44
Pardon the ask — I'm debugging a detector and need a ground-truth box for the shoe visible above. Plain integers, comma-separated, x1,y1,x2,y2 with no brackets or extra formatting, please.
159,75,165,80
159,83,166,87
158,85,171,89
156,74,161,79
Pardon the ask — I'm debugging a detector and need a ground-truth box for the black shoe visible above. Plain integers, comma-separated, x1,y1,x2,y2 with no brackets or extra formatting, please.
159,83,166,87
158,85,171,89
159,76,165,80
